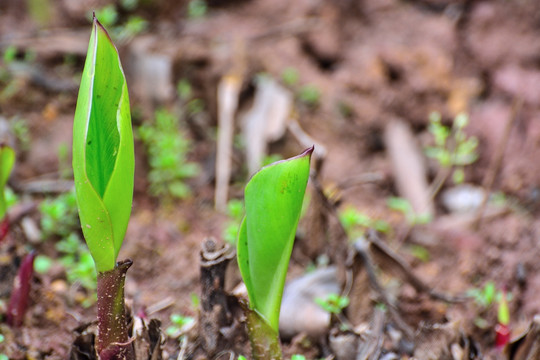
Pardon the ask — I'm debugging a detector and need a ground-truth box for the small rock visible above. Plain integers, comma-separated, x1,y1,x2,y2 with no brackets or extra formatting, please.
440,184,485,214
279,266,340,339
20,217,41,244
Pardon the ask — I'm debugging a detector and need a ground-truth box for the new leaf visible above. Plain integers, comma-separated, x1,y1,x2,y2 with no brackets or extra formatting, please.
73,17,134,273
237,146,312,332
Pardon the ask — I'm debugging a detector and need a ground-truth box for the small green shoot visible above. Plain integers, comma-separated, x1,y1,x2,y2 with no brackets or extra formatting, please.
339,206,391,239
138,108,199,200
298,85,321,107
10,117,30,151
237,147,312,359
315,293,350,314
291,355,307,360
281,67,299,87
39,190,79,240
387,197,432,225
406,244,430,263
188,0,208,18
222,199,244,244
425,112,478,185
467,281,497,308
166,313,195,338
0,144,15,221
177,78,193,100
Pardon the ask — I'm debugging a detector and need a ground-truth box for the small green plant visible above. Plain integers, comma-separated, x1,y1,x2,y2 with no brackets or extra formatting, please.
187,0,208,18
281,67,299,87
0,144,15,241
467,281,498,308
291,355,307,360
10,117,30,151
315,293,350,314
339,206,390,239
387,197,432,225
138,108,199,200
298,85,321,107
222,199,244,244
40,190,79,240
73,16,135,359
425,112,478,185
165,313,195,338
237,147,312,360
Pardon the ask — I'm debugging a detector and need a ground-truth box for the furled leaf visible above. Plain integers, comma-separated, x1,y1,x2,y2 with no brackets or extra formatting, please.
237,146,312,332
0,145,15,220
73,17,134,272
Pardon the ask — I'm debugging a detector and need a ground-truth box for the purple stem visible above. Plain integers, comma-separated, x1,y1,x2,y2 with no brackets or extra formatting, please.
0,216,9,243
7,251,36,327
96,259,134,360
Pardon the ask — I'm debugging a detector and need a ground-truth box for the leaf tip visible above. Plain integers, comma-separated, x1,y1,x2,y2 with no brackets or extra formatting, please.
302,145,315,158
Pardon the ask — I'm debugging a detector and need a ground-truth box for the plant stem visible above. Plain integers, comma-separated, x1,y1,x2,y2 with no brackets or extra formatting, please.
7,251,35,327
96,259,134,360
244,305,282,360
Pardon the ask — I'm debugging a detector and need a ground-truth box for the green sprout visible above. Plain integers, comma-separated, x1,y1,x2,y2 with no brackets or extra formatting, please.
339,206,390,239
0,144,15,241
298,85,321,107
387,197,432,225
222,199,244,244
40,190,79,240
138,108,199,200
72,16,135,359
165,313,195,338
0,145,15,222
281,67,299,87
425,112,478,185
188,0,208,18
315,293,350,314
467,281,498,308
237,147,313,360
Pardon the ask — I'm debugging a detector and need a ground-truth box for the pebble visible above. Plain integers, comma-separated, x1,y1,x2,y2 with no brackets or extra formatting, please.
279,266,340,339
440,184,485,214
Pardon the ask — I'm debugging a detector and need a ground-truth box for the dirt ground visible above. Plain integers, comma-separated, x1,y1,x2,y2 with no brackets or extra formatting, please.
1,0,540,359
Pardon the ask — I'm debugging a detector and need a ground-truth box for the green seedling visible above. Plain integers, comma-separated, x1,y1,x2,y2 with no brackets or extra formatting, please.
73,16,135,359
223,199,244,244
0,144,15,242
387,196,432,225
298,85,321,107
425,112,478,185
467,281,497,308
138,108,199,200
40,190,79,240
237,146,313,360
165,313,195,338
10,117,30,151
339,206,390,239
188,0,208,18
315,293,350,314
281,67,299,87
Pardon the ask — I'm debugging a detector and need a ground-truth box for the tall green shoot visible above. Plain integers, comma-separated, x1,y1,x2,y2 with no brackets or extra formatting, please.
0,144,15,241
72,15,135,359
237,147,313,359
